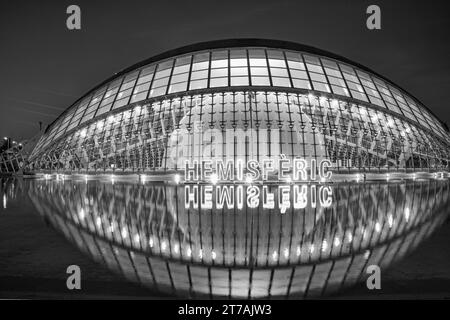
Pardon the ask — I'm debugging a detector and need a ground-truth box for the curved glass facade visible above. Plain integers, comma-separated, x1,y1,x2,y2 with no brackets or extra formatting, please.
28,91,449,174
28,44,449,174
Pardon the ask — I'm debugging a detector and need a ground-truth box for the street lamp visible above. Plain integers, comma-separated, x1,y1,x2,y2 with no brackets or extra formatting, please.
3,137,10,149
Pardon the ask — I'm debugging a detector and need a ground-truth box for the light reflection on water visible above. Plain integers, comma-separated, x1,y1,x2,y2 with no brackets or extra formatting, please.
1,178,22,211
1,177,449,298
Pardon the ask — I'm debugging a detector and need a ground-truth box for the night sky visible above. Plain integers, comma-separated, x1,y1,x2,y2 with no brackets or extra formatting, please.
1,0,449,141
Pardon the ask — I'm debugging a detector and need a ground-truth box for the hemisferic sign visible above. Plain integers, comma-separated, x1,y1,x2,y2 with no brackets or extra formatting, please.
183,157,333,213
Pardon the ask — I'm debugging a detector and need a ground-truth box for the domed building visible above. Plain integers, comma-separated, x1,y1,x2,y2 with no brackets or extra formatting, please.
24,39,450,298
27,39,450,177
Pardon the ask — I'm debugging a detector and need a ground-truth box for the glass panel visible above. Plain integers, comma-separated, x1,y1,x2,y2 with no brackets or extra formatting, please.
267,49,284,60
190,79,208,90
339,63,355,75
309,73,327,83
149,86,167,97
136,65,156,85
210,77,228,87
169,82,188,94
331,85,349,96
230,49,247,67
272,77,290,87
290,69,308,79
211,50,228,68
251,76,270,85
306,64,324,74
192,52,209,70
250,67,269,76
211,68,228,78
324,67,342,78
270,68,289,78
321,58,339,69
230,76,248,86
230,67,248,77
248,49,266,65
190,69,208,80
303,54,320,65
312,82,330,92
292,78,311,90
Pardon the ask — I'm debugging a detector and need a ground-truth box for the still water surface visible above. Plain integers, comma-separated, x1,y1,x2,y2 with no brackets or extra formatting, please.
1,176,449,298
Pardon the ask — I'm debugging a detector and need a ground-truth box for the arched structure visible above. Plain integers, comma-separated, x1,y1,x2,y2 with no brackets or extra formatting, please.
27,39,449,176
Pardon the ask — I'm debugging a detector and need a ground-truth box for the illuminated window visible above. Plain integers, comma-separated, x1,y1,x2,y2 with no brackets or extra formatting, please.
168,56,191,94
189,52,209,90
230,49,248,86
130,65,155,103
249,49,270,86
286,51,311,90
338,64,368,102
113,71,139,109
149,60,173,98
210,50,228,88
322,59,350,97
267,50,290,87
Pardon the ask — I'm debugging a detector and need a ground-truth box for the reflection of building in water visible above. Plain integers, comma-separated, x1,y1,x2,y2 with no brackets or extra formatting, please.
183,184,333,213
27,177,449,298
25,40,449,175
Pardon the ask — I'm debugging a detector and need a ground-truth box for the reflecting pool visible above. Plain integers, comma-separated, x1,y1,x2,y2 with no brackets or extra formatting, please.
6,175,445,298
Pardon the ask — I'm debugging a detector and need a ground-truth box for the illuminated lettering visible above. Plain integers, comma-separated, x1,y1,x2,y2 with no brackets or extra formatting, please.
183,184,333,211
262,186,275,209
182,158,333,182
185,185,198,209
247,186,260,208
185,160,199,181
201,160,213,180
217,160,234,181
279,155,290,181
319,186,332,207
278,185,290,214
293,159,307,181
216,186,234,209
247,160,260,180
293,185,308,209
201,185,213,209
319,159,332,180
